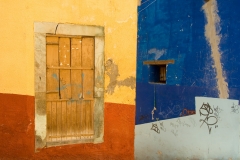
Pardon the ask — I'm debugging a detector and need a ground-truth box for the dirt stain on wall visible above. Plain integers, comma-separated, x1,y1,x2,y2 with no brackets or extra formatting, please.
202,0,229,98
105,59,136,94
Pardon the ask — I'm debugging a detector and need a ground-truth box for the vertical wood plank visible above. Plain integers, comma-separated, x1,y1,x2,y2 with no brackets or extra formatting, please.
66,101,72,139
60,70,71,99
82,37,94,68
82,37,94,139
46,44,58,67
90,100,94,134
46,42,59,100
59,38,71,99
71,38,82,100
51,102,57,141
71,70,82,99
86,101,90,136
71,101,77,140
71,38,82,67
46,69,59,100
81,101,86,137
59,38,70,67
82,70,94,99
56,102,62,141
61,101,67,141
76,100,81,139
46,102,52,141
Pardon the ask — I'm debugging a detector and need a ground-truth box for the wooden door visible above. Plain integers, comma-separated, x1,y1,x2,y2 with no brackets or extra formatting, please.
46,36,94,143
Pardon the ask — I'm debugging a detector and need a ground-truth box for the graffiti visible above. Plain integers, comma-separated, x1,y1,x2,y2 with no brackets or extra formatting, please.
213,105,222,120
188,117,196,127
139,115,149,121
159,105,182,119
180,108,196,117
231,103,239,114
199,103,218,134
151,107,157,120
176,118,191,127
105,59,136,94
151,123,160,134
159,122,166,132
171,129,178,136
170,122,178,129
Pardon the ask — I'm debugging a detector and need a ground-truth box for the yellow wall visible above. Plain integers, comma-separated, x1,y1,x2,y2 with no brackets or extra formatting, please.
0,0,137,105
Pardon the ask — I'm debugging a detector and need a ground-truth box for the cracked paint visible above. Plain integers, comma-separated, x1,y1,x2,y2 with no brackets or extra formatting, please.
105,59,136,95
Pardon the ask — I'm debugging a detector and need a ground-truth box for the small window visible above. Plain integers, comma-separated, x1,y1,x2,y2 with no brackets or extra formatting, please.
149,65,166,83
143,60,174,84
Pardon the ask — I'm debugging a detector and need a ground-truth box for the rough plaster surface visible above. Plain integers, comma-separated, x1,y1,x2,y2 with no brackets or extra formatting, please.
202,0,229,99
0,93,135,159
135,97,240,159
105,59,136,95
0,1,137,105
148,48,166,60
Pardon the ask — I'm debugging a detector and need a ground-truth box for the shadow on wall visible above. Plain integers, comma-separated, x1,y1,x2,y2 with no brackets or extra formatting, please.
105,59,136,94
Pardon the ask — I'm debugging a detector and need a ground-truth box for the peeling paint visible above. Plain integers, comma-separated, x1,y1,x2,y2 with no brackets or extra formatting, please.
202,0,229,98
148,48,166,60
105,59,136,94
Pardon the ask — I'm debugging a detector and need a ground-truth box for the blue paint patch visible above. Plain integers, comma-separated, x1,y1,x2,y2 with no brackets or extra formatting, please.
52,73,59,80
86,91,91,95
56,84,71,91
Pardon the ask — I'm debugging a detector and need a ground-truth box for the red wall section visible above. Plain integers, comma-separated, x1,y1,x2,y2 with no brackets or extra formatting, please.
0,93,135,159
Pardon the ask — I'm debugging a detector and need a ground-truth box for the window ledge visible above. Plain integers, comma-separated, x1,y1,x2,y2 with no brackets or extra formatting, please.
143,60,175,65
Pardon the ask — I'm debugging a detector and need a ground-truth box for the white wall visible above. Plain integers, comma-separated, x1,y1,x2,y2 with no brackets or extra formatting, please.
135,97,240,159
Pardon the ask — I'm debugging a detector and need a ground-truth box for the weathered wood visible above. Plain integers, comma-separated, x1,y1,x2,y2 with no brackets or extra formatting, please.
61,101,67,141
47,66,93,70
56,102,62,141
143,60,175,65
46,99,94,102
59,38,71,99
76,100,82,139
59,70,71,99
82,70,94,99
82,37,94,68
71,38,82,67
46,36,58,43
51,102,57,141
66,101,72,139
46,34,82,38
71,101,77,140
46,45,58,67
59,37,70,67
46,102,52,141
46,35,95,143
46,69,59,100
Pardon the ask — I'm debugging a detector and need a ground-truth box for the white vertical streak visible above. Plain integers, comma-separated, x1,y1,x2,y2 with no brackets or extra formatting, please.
202,0,229,98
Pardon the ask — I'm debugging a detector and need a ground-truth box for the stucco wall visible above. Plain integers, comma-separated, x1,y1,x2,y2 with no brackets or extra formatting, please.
0,0,137,105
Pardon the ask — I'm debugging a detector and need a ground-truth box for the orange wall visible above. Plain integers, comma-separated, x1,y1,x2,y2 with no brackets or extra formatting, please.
0,93,135,159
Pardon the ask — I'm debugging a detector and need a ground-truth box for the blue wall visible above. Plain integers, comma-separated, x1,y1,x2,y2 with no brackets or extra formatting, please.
136,0,240,124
